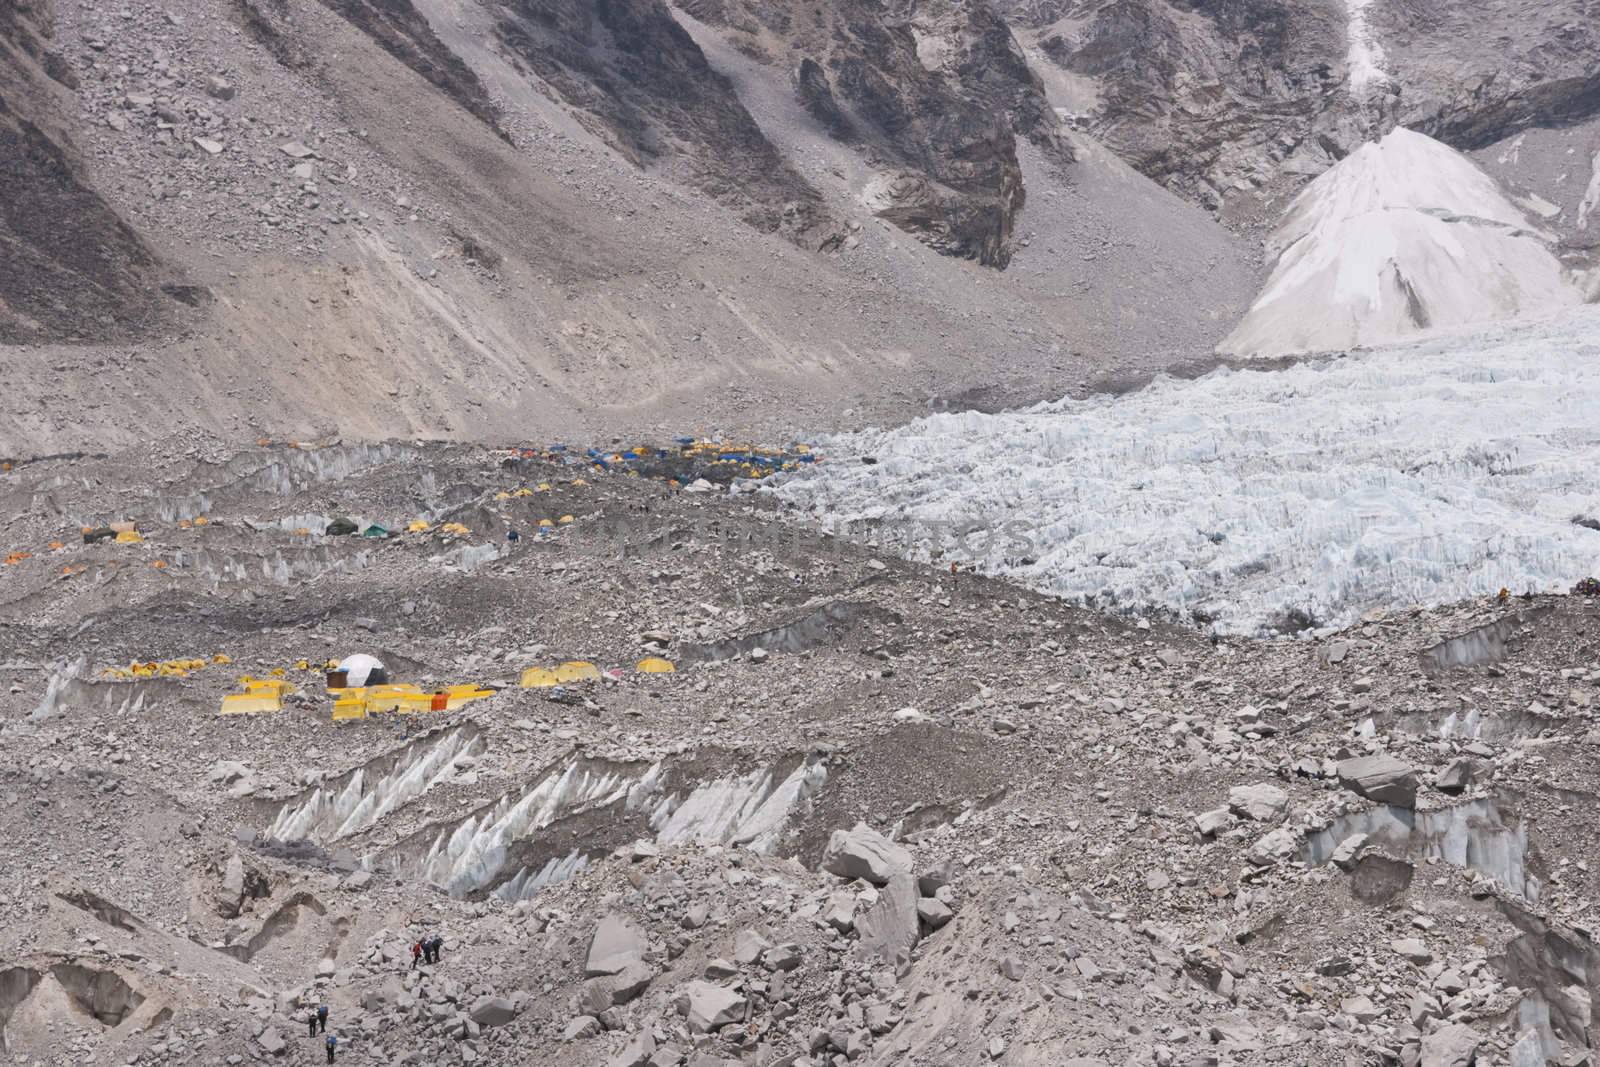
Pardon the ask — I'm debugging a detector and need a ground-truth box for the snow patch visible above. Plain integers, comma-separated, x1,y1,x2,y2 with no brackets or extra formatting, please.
1343,0,1390,96
768,308,1600,637
1220,128,1580,359
1579,149,1600,230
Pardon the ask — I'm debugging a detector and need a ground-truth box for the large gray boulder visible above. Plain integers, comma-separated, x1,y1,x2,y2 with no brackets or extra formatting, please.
673,981,747,1033
586,914,647,977
218,854,246,918
607,1030,657,1067
1338,754,1420,808
1227,783,1289,822
855,871,920,964
469,995,519,1027
1421,1022,1481,1067
576,961,655,1015
822,823,912,885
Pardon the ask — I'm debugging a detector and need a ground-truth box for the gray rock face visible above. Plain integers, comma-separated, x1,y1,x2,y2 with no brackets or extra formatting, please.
673,981,747,1033
1420,1022,1481,1067
822,823,913,885
854,871,920,964
586,914,647,977
1338,754,1420,808
469,995,519,1027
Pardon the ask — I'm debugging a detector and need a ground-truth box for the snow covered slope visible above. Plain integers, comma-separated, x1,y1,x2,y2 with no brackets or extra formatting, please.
1220,128,1581,358
770,308,1600,637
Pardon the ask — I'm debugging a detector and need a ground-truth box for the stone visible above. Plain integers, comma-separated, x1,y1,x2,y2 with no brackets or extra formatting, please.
1195,808,1236,837
999,955,1025,980
469,995,518,1027
1330,832,1369,870
279,141,315,159
1391,938,1432,964
1247,827,1298,866
917,858,958,897
1436,757,1476,795
193,136,224,155
917,896,954,930
1337,754,1419,808
703,959,738,980
563,1015,602,1041
1341,995,1380,1023
205,75,236,99
1433,969,1467,995
258,1027,285,1055
342,870,372,891
1420,1023,1480,1067
218,854,246,918
586,914,647,977
607,1030,657,1067
855,871,920,964
824,891,857,933
762,944,803,972
733,929,770,965
822,823,913,885
673,981,747,1033
576,961,654,1014
1227,782,1289,822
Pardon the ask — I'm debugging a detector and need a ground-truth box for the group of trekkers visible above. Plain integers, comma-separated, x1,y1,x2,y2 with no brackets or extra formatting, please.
411,933,445,969
306,934,446,1061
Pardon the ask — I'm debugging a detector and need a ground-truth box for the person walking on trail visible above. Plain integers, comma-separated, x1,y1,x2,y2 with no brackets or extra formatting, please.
411,940,423,970
325,1033,337,1063
430,934,444,964
317,1004,328,1033
307,1010,318,1038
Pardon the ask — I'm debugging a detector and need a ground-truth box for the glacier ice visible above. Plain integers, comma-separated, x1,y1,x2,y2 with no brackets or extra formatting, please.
392,753,827,898
767,308,1600,637
267,725,485,843
1220,128,1580,358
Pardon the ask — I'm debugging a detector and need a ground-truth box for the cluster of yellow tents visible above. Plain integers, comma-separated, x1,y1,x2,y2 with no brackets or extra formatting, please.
102,653,233,680
518,658,675,687
331,683,496,722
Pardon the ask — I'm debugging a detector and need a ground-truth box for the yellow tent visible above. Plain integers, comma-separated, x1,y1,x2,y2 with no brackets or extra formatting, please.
114,530,144,544
636,657,676,674
220,692,281,715
520,667,558,688
554,661,600,683
408,520,431,533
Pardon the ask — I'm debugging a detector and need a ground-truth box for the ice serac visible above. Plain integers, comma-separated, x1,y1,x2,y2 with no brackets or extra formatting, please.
1220,128,1579,358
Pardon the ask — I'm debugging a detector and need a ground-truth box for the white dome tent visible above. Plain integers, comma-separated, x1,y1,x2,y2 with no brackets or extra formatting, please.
336,653,388,687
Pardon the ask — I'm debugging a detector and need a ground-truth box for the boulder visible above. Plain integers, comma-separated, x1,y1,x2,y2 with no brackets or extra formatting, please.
917,858,958,897
469,995,519,1027
1421,1023,1480,1067
822,823,912,885
855,871,920,964
917,897,954,930
673,981,747,1033
1391,938,1432,965
1330,832,1369,870
577,961,654,1015
1337,754,1419,808
586,914,647,977
824,891,857,933
218,854,246,918
1247,827,1299,866
733,929,771,965
607,1030,657,1067
563,1015,602,1041
1227,783,1289,822
1436,757,1477,795
258,1027,285,1055
1195,808,1236,837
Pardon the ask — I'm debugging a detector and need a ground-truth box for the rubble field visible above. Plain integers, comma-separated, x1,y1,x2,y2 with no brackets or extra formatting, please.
3,438,1599,1067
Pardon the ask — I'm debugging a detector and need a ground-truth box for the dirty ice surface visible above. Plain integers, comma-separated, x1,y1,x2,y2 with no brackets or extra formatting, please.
1220,128,1579,358
769,308,1600,637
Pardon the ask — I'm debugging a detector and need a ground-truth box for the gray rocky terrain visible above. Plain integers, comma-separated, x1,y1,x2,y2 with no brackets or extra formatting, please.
3,0,1596,453
3,438,1599,1065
